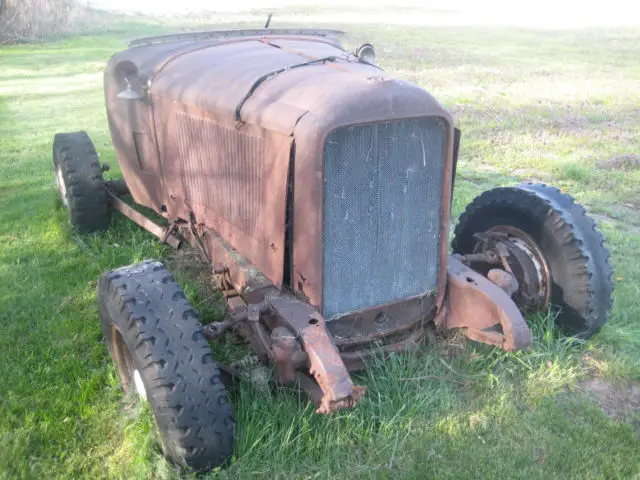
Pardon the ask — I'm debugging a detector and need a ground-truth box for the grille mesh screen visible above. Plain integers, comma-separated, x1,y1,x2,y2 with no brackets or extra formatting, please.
322,117,446,318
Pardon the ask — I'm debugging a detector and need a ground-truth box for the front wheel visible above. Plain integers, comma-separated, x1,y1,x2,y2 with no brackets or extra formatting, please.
98,260,235,471
452,183,613,339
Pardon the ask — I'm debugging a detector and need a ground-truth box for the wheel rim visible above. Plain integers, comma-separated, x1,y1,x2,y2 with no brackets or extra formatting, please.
111,324,147,401
132,369,148,400
474,225,552,313
55,166,68,208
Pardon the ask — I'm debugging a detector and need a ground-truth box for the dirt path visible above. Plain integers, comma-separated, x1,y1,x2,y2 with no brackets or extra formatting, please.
580,377,640,423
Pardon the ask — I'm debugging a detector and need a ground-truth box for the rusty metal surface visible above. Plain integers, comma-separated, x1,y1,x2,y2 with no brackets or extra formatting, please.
145,38,379,135
104,31,453,339
154,100,292,287
270,326,299,384
266,294,365,413
184,221,435,386
104,55,168,211
444,256,532,351
180,225,279,305
154,105,292,287
326,294,436,347
171,111,280,240
202,309,248,341
479,227,552,313
246,303,278,362
339,328,424,372
106,188,181,248
487,269,519,297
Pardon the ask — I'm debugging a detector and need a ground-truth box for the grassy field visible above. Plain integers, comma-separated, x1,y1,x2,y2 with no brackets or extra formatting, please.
1,9,639,479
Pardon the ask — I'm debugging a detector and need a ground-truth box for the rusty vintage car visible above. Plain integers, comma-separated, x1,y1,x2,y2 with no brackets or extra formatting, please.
52,28,613,471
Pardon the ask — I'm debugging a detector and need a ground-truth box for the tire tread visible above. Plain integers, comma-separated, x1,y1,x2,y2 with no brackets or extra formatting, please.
98,260,234,471
53,131,109,233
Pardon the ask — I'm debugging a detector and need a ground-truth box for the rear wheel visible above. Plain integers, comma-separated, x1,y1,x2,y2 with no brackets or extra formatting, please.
53,131,109,232
98,260,235,471
452,183,613,339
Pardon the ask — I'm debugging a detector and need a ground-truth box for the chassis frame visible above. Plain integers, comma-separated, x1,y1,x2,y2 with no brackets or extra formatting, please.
104,179,531,413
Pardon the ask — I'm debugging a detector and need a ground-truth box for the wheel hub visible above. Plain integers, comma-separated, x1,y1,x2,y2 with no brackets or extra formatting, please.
472,225,552,313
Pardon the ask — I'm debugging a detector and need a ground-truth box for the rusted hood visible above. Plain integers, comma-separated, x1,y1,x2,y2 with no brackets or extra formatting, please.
117,35,451,135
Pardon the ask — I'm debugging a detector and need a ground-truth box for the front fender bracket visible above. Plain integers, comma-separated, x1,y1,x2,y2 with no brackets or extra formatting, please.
442,256,532,351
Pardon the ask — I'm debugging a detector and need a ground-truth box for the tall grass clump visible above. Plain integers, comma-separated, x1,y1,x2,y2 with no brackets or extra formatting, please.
0,0,82,43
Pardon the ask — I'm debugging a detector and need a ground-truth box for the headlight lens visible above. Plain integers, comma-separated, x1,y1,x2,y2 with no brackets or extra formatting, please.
355,43,376,65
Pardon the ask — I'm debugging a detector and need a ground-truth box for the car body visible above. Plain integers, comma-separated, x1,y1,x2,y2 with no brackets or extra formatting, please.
103,29,460,353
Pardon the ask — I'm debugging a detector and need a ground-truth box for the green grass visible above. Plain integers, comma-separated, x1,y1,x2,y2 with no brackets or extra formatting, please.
1,10,639,479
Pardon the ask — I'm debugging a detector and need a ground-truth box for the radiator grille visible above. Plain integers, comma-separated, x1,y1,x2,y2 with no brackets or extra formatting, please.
322,117,446,318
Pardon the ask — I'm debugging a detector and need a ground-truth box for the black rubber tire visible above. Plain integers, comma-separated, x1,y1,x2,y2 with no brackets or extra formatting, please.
53,131,109,233
452,183,613,339
98,260,235,471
